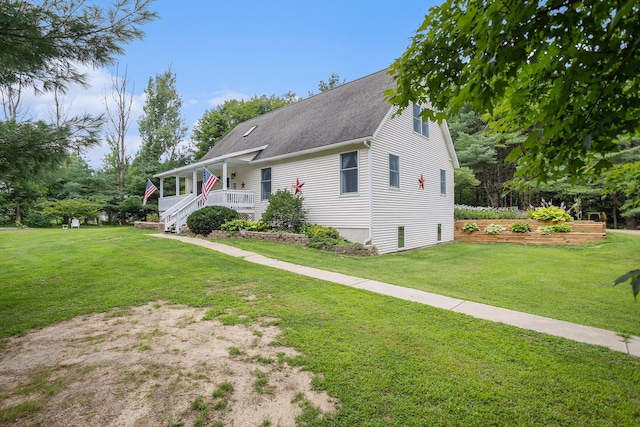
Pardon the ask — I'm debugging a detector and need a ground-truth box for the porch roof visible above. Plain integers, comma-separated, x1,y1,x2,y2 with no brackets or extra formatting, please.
153,145,268,179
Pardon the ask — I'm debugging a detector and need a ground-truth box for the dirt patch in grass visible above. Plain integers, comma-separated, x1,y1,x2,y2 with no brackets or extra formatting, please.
0,302,337,426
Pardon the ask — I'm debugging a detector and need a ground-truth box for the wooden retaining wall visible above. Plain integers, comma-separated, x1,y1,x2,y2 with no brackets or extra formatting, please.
454,220,606,245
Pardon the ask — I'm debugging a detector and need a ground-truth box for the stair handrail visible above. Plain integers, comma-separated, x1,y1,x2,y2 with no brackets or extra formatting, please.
164,193,203,232
160,193,196,221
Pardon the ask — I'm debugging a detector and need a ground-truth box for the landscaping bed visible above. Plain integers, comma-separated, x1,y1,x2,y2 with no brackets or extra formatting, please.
454,220,606,244
185,228,379,256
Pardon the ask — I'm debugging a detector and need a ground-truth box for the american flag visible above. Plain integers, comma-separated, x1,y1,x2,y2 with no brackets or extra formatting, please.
142,179,158,206
202,168,219,204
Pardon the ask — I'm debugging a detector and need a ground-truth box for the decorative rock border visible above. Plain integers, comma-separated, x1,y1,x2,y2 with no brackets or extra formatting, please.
134,221,165,231
454,220,606,245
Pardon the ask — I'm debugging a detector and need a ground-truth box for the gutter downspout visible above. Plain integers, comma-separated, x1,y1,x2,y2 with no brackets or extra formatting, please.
363,140,373,246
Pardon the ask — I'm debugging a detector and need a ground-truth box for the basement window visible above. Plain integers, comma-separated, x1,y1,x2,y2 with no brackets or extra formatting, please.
398,226,405,249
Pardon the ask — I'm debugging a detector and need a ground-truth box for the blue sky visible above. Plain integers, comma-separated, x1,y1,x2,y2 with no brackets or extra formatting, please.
22,0,442,168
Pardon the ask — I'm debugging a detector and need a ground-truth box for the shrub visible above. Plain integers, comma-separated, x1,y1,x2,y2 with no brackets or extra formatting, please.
454,205,525,220
510,222,532,233
261,189,307,232
146,213,159,221
307,237,346,250
552,223,573,233
220,219,269,232
187,206,239,235
461,222,480,233
484,223,506,235
527,205,572,222
537,225,554,235
23,210,55,228
304,224,356,250
303,224,340,239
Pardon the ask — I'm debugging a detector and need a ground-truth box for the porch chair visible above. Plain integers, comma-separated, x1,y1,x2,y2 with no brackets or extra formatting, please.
70,218,80,229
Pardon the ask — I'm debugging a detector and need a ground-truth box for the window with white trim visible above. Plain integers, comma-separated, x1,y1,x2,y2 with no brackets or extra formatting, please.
413,104,429,138
340,151,358,194
440,169,446,195
261,167,271,200
389,154,399,188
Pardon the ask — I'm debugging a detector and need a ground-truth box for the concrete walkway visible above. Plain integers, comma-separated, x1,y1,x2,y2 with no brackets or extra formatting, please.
151,234,640,357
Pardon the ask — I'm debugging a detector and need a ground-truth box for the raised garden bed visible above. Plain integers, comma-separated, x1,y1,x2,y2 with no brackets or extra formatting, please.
454,220,606,245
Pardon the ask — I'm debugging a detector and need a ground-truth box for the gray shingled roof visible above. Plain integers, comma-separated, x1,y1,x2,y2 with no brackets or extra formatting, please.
200,69,394,162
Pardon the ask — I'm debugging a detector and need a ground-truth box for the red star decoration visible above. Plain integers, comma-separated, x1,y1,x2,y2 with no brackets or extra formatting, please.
294,178,304,194
419,174,425,189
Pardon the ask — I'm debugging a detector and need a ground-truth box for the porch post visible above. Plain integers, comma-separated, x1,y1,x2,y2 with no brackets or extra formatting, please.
175,176,180,196
193,169,198,194
222,161,228,190
159,178,164,198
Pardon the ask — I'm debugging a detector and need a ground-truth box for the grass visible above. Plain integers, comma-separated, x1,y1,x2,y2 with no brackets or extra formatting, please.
1,227,640,425
214,232,640,336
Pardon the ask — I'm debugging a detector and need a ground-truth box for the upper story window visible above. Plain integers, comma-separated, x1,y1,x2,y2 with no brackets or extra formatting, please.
389,154,400,188
340,151,358,194
413,104,429,138
261,167,271,200
440,169,447,195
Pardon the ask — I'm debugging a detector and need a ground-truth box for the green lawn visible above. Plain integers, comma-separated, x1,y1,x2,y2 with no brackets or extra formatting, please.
215,232,640,336
1,227,640,426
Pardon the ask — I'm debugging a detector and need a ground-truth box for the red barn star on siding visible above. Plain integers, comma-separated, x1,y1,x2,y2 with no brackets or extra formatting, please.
294,178,304,194
419,174,425,189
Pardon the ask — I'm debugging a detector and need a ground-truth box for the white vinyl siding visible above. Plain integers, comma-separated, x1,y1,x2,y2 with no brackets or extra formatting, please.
242,147,370,238
370,105,455,254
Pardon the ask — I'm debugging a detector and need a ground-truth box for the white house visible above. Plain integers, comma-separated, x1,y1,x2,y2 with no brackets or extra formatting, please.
154,69,459,254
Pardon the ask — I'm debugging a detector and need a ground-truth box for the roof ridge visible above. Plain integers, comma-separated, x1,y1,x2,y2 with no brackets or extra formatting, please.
234,68,391,129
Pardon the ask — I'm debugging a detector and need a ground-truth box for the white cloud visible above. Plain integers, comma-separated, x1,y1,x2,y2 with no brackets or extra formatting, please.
10,65,249,170
14,64,147,169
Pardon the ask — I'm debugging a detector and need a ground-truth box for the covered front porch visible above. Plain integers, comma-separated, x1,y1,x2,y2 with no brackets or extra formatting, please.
153,147,264,232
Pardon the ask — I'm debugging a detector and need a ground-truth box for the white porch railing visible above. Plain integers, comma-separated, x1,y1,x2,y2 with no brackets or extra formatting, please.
205,190,254,212
161,190,255,233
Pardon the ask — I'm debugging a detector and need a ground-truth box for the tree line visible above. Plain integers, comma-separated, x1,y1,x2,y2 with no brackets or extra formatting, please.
0,0,342,228
1,0,637,233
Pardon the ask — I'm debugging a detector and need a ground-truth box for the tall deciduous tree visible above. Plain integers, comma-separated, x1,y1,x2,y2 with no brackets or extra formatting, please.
136,67,187,168
191,94,297,160
387,0,640,182
308,72,346,96
105,65,135,190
